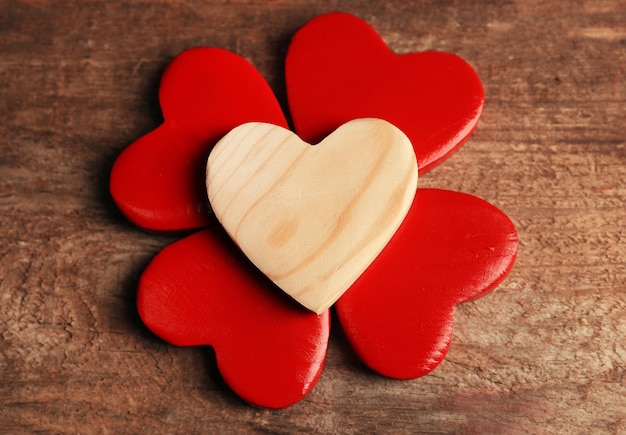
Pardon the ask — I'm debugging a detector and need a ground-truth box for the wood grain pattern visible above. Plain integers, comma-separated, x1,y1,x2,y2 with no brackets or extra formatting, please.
1,0,624,433
207,119,418,313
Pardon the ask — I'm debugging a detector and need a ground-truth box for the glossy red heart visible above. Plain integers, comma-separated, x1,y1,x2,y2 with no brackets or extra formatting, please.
335,188,518,378
286,12,484,173
137,228,330,408
110,47,288,231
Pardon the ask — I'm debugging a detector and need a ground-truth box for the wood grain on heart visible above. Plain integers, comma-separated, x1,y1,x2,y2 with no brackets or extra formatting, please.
206,118,418,314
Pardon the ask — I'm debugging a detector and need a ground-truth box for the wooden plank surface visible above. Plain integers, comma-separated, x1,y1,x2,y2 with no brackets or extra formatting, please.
1,0,624,433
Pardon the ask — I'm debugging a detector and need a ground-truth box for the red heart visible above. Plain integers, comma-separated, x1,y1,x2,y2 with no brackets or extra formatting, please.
110,47,287,231
335,188,518,378
286,12,484,173
137,228,330,408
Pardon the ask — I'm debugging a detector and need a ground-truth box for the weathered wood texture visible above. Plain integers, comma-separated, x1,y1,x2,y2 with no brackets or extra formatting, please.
1,1,624,433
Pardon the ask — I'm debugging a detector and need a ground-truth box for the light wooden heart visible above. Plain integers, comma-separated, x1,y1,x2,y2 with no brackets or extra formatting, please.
206,118,418,314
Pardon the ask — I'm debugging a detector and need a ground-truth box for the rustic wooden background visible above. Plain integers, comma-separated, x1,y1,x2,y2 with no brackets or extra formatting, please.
1,0,624,433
